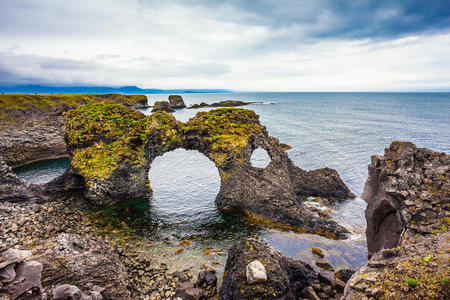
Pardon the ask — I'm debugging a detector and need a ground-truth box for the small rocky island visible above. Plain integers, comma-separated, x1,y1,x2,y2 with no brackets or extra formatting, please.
0,94,448,300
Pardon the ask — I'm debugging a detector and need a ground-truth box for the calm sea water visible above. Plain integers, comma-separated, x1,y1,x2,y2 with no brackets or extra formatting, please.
14,92,450,271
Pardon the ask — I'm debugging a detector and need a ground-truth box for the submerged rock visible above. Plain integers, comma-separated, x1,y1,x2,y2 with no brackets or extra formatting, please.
343,141,450,299
60,105,354,237
220,238,316,300
168,95,186,108
152,101,175,113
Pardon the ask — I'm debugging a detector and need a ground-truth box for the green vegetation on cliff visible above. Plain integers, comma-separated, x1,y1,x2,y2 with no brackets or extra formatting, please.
0,94,146,110
64,105,264,183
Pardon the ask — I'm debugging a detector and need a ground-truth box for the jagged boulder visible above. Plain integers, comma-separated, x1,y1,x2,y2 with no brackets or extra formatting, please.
220,238,316,300
168,95,186,108
61,104,354,237
0,157,45,203
0,248,43,299
152,101,175,113
343,141,450,299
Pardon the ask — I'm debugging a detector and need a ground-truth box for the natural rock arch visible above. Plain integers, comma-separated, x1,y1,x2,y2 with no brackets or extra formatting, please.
56,104,354,238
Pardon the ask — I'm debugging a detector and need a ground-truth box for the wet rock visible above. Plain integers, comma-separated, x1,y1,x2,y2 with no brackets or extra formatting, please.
168,95,186,109
311,247,324,258
301,286,320,300
315,260,333,272
152,101,175,113
334,268,355,283
246,260,267,284
220,238,315,300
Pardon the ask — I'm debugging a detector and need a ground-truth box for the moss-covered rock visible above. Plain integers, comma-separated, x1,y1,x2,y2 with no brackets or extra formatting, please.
0,94,148,166
151,101,175,113
62,104,354,237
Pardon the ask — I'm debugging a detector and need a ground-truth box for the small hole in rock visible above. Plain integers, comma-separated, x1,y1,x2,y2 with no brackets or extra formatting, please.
250,148,271,168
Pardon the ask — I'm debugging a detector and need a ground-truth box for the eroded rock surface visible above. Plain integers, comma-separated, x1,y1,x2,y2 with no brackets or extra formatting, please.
152,101,175,113
343,141,450,299
0,157,45,203
0,94,148,167
168,95,186,109
62,104,354,237
220,238,315,300
188,100,263,109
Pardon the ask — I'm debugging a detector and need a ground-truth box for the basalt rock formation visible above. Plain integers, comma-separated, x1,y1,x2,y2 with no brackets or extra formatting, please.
220,238,316,300
343,141,449,299
152,101,175,113
0,157,45,203
0,94,148,167
168,95,186,108
62,104,354,238
188,100,263,109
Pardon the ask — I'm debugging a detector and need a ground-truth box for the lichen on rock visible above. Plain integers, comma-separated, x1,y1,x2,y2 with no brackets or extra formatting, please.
62,103,354,236
343,141,450,299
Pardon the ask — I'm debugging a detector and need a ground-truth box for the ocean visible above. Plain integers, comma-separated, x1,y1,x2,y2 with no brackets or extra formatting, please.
14,92,450,272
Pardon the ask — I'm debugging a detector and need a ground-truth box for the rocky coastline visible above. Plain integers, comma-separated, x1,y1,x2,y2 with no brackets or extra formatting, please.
1,94,449,300
0,94,148,167
187,100,264,109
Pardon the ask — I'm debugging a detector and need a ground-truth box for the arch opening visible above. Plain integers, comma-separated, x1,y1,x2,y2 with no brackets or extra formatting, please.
250,147,271,169
148,148,222,231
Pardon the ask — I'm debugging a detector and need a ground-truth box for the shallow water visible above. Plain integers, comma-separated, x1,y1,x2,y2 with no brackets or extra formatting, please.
14,92,450,272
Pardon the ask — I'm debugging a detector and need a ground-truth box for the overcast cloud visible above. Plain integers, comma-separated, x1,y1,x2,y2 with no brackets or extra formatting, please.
1,0,449,91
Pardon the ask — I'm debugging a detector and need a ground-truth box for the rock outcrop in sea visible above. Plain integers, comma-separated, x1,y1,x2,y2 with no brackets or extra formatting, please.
343,141,449,299
61,104,354,238
220,238,352,300
168,95,186,108
0,94,148,167
152,101,175,113
188,100,263,109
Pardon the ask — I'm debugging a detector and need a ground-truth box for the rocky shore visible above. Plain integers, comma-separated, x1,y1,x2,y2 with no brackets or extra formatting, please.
0,94,148,167
343,141,449,299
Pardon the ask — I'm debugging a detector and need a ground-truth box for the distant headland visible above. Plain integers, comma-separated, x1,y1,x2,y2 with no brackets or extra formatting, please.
0,85,231,94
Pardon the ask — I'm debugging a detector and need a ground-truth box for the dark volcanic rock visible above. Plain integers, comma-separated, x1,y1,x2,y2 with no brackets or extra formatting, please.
61,106,354,237
188,100,263,109
152,101,175,113
343,141,450,299
0,249,43,299
36,233,131,299
0,157,45,203
168,95,186,108
220,238,316,300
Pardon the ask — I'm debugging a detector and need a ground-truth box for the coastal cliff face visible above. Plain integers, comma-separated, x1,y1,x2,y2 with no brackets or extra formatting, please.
0,94,148,167
62,104,354,238
343,142,449,299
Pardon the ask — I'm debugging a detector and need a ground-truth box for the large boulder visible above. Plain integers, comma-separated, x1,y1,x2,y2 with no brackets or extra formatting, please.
168,95,186,108
0,157,45,203
343,141,449,299
152,101,175,113
0,248,43,299
61,105,354,238
220,238,316,300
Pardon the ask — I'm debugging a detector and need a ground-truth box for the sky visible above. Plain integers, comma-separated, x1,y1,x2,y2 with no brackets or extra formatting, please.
1,0,450,91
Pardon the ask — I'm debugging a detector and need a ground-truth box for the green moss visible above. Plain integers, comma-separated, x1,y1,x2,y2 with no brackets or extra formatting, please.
65,105,264,184
406,278,418,287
